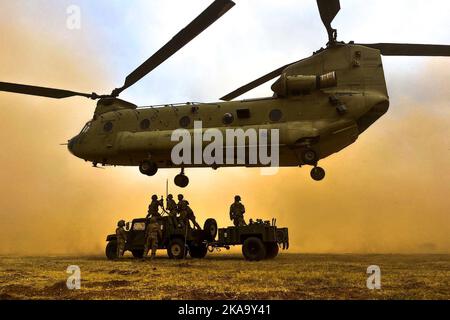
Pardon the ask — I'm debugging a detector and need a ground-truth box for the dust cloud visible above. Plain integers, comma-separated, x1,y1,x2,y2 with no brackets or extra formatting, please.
0,4,449,255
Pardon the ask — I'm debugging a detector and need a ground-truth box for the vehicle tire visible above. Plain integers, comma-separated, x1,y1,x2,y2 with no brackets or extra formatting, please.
106,241,118,260
189,244,208,259
167,238,186,259
310,167,326,181
174,174,189,188
131,249,144,259
242,237,266,261
301,149,317,165
265,243,279,259
203,219,218,241
139,161,158,176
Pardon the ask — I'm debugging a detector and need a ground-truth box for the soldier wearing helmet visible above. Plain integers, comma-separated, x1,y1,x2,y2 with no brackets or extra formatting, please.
146,194,163,219
166,194,178,226
230,195,247,227
143,216,162,260
177,194,201,230
116,220,128,259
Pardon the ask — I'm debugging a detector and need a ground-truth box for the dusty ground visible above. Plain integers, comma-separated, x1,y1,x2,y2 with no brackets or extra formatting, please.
0,253,448,300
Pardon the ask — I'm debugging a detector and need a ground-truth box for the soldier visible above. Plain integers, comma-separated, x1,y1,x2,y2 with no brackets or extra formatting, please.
230,195,247,227
177,194,201,230
146,194,163,219
143,216,162,260
116,220,127,259
166,194,178,226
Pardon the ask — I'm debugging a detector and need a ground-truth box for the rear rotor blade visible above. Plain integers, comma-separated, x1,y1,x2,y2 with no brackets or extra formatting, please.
358,43,450,56
0,82,101,100
220,60,302,101
317,0,341,43
112,0,235,97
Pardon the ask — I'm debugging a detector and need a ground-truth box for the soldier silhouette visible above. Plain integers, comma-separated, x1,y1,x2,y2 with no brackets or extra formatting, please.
177,194,201,230
147,194,163,219
166,194,178,226
115,220,127,259
143,216,162,260
230,195,247,227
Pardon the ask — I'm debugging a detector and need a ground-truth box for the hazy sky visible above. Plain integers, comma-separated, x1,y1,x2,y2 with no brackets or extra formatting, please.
0,0,449,254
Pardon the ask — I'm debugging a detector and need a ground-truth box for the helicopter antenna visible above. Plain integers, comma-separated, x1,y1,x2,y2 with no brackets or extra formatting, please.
166,179,169,199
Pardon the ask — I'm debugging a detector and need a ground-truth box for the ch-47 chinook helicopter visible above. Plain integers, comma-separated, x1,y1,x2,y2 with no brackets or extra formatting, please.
1,0,449,188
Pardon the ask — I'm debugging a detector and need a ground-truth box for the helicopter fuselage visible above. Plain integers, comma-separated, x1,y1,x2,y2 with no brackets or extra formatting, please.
68,44,390,171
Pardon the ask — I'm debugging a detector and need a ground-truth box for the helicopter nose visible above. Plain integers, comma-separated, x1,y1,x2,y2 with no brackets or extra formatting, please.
67,136,79,156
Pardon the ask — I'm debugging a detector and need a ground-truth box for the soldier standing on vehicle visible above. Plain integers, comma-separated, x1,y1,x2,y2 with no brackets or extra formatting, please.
146,195,163,219
177,194,188,228
143,216,162,260
186,205,202,230
166,194,178,226
230,196,247,227
116,220,127,259
177,194,201,230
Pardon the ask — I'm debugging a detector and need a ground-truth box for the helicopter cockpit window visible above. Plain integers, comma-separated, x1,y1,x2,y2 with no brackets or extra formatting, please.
140,119,150,130
179,116,191,128
80,121,92,134
269,109,283,122
222,113,234,125
103,121,114,133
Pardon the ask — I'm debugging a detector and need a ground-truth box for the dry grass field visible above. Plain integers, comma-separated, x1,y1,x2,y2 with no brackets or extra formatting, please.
0,253,448,300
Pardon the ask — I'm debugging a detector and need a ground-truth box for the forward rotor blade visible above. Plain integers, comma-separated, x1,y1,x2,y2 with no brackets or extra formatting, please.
112,0,235,97
358,43,450,56
316,0,340,43
220,60,302,101
0,82,101,100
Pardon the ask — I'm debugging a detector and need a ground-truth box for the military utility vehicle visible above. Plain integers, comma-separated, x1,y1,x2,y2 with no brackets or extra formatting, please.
106,217,289,261
213,219,289,261
106,216,218,260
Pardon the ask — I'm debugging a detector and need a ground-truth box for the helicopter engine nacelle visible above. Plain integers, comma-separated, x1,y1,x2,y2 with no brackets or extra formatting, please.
94,98,138,117
272,71,337,97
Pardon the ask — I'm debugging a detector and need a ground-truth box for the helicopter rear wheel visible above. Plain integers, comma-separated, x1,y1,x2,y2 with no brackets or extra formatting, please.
174,174,189,188
139,160,158,176
301,149,318,165
310,166,326,181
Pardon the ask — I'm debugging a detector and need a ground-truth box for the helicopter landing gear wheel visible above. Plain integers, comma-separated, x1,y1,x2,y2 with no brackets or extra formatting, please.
139,160,158,176
310,166,326,181
301,148,318,165
174,168,189,188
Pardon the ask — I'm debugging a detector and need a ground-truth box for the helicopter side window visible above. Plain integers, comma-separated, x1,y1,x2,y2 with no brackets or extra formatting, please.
179,116,191,128
222,113,234,125
236,109,251,119
269,109,283,122
103,121,114,133
140,119,150,130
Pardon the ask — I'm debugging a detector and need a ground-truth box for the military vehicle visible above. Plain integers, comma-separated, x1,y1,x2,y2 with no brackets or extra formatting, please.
106,216,218,260
106,217,289,261
213,219,289,261
1,0,449,187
